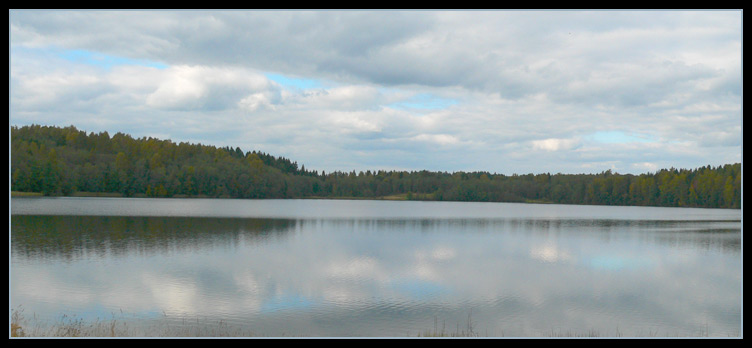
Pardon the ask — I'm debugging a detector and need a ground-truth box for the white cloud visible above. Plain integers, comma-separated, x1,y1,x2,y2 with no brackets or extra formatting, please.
144,65,277,111
532,138,581,152
145,68,207,110
9,10,742,174
238,92,275,112
327,111,383,134
632,162,659,172
411,133,461,146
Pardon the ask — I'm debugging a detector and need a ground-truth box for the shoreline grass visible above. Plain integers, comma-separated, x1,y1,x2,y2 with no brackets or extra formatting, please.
10,191,43,197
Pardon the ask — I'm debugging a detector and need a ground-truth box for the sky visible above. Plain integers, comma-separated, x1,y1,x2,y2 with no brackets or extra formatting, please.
9,10,742,175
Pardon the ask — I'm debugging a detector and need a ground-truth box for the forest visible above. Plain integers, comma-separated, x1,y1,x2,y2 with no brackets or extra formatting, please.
11,124,741,209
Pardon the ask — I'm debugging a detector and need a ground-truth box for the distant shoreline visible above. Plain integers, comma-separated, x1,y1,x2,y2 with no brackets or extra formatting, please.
10,191,411,201
7,191,567,204
12,191,744,211
11,126,741,209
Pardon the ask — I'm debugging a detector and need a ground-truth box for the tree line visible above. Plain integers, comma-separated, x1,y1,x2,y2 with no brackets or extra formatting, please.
11,124,741,209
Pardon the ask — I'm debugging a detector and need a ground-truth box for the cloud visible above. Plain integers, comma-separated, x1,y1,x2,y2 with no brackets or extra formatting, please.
10,11,740,97
301,85,385,111
9,10,742,175
238,92,276,112
632,162,659,172
532,138,581,152
410,133,461,146
327,111,384,134
145,68,207,110
144,65,277,111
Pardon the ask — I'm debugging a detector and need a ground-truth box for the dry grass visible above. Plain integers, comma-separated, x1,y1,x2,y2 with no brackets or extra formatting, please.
11,307,132,337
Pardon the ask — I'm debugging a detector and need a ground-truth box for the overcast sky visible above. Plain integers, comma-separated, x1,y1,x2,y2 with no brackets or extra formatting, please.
9,10,742,175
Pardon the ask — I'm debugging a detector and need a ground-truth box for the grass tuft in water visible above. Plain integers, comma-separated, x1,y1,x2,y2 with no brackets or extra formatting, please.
418,312,483,337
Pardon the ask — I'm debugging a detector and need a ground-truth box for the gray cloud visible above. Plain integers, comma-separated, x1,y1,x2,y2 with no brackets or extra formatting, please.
9,10,742,174
12,11,737,92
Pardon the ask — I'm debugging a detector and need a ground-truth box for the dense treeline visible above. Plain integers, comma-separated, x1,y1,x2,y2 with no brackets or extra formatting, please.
11,125,741,209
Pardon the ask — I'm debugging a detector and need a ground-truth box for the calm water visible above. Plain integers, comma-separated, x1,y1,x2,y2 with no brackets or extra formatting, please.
10,197,742,337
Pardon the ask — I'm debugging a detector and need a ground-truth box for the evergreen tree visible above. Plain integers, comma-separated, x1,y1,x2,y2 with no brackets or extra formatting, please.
10,125,741,209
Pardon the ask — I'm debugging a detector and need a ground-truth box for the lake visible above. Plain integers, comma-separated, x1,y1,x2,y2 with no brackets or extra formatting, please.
10,197,742,337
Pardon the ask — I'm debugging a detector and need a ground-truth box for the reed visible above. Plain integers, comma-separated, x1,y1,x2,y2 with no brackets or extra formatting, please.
418,312,482,337
9,307,255,337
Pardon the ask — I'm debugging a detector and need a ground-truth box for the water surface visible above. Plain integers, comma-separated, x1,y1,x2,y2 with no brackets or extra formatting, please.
10,197,742,337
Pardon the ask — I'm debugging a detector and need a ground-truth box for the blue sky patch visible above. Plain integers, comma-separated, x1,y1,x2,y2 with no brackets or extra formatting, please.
56,48,168,70
388,93,458,110
265,73,324,90
10,45,168,70
587,131,653,144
